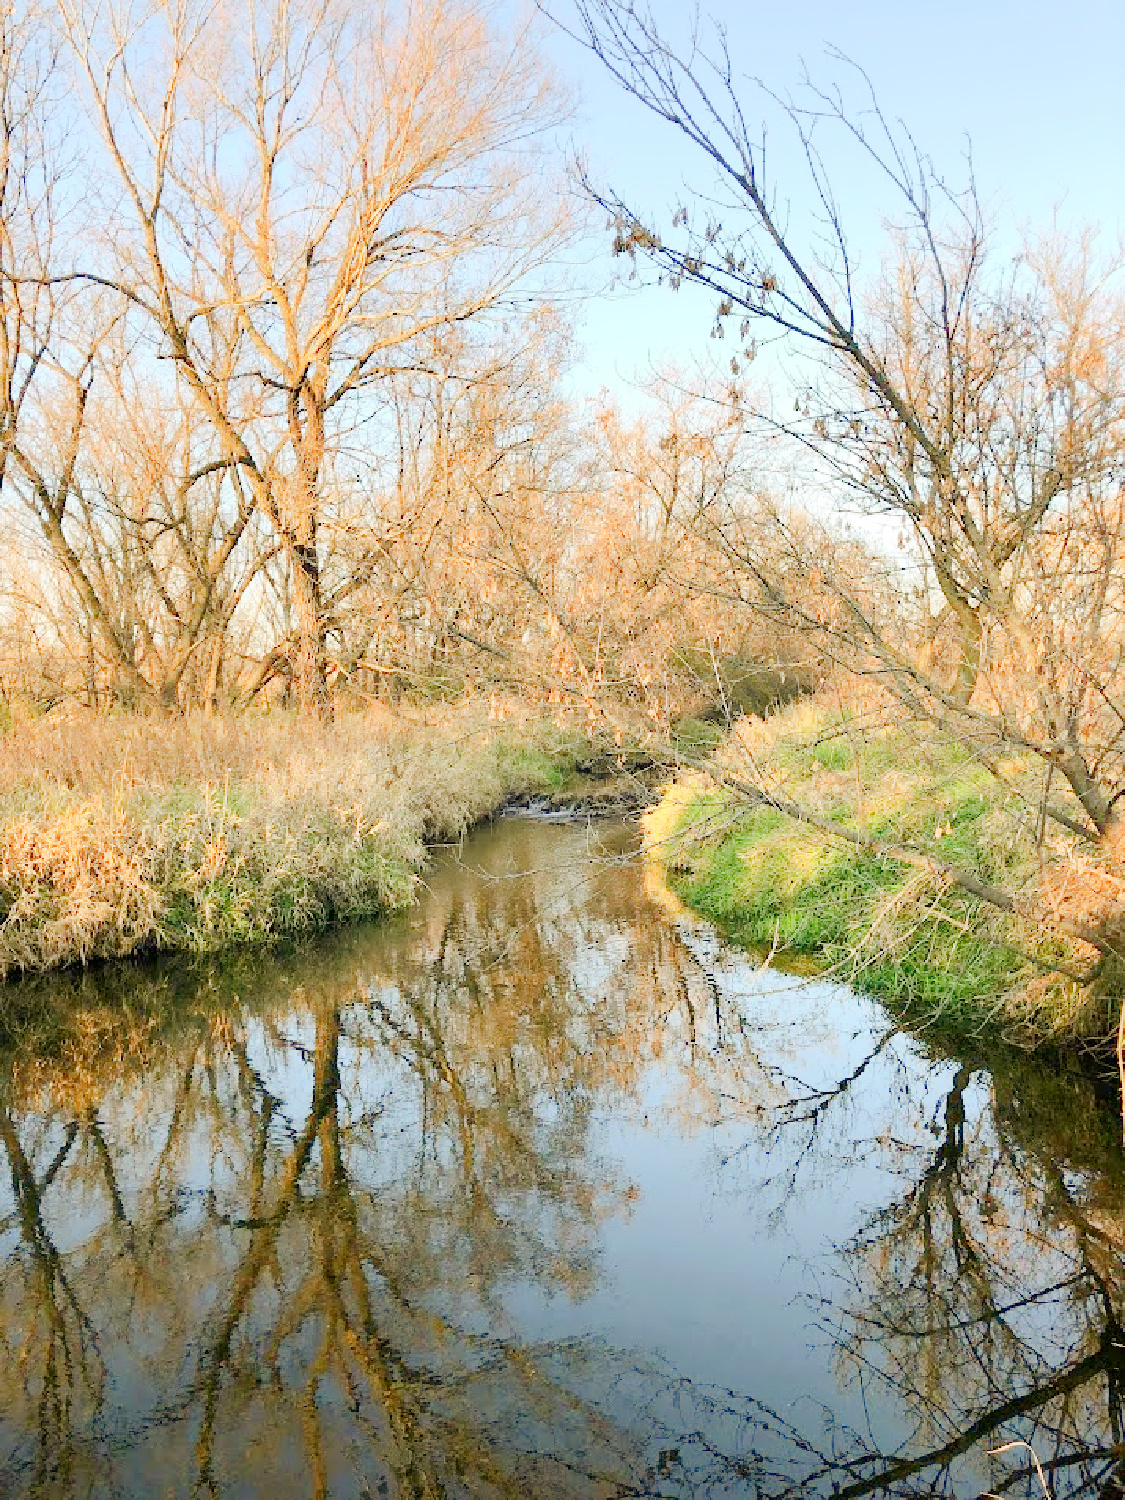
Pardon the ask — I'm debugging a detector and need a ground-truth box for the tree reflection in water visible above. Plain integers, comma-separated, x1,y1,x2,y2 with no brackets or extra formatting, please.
0,818,1124,1497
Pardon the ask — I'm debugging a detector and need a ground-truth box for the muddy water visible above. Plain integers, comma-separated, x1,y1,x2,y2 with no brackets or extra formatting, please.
0,817,1123,1498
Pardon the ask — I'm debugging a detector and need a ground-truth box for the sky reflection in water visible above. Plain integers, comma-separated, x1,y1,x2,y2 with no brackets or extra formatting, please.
0,817,1123,1498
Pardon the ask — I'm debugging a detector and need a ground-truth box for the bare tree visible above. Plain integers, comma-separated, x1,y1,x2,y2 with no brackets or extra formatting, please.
55,0,570,710
564,0,1125,956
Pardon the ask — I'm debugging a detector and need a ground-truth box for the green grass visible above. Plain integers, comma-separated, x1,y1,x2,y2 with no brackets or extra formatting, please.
668,799,1041,1031
672,716,728,754
646,700,1108,1046
495,741,574,794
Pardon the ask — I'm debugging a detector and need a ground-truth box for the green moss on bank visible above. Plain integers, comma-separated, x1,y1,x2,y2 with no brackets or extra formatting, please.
646,703,1110,1047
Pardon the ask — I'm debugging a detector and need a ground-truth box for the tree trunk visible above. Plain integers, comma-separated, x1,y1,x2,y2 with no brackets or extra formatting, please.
289,532,330,717
933,565,983,708
950,604,982,708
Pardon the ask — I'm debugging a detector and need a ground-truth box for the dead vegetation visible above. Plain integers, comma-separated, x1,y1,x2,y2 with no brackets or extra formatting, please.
0,700,577,978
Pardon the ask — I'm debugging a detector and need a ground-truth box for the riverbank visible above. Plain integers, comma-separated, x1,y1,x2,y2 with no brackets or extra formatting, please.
645,699,1122,1049
0,700,629,983
6,810,1121,1497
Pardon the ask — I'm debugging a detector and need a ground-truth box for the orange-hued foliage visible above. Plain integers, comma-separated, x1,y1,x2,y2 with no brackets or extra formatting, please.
0,0,803,722
1,0,1125,989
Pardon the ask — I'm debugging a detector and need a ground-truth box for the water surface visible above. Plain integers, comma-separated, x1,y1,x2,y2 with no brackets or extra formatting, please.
1,817,1123,1497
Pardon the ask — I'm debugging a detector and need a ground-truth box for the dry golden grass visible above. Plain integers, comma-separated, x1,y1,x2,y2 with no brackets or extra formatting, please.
0,699,575,978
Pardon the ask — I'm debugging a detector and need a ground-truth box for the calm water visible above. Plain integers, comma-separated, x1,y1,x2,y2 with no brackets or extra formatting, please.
1,817,1123,1498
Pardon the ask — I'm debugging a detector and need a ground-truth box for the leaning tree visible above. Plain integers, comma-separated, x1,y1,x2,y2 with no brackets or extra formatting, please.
565,0,1125,966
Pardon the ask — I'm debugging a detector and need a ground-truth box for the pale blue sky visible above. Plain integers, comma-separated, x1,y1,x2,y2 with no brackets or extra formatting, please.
545,0,1125,403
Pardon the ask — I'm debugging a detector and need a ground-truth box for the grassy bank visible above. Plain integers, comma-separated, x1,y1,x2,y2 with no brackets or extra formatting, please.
646,699,1118,1047
0,700,590,979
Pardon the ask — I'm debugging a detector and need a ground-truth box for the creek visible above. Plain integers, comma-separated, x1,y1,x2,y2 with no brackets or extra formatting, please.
0,816,1122,1498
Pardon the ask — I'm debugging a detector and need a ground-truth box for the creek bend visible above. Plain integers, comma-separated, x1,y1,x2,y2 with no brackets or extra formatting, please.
0,816,1122,1498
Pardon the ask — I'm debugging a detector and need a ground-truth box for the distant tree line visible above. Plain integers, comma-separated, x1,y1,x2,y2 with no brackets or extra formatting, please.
0,0,805,722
